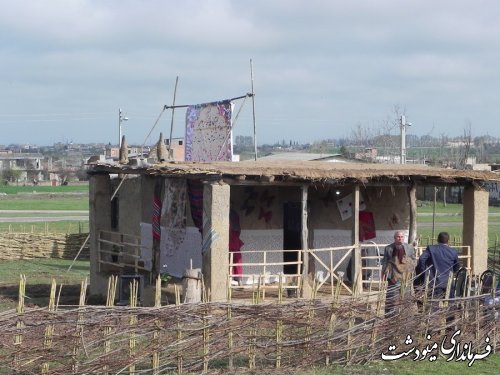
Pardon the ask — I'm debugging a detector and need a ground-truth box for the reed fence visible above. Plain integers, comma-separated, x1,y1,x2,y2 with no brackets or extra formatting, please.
0,273,498,374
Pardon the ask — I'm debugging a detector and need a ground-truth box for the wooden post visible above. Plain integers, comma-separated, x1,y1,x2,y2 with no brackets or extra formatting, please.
152,276,161,374
183,268,202,303
408,183,417,245
352,185,361,292
72,278,87,374
432,186,437,242
301,185,313,298
167,76,179,160
13,275,26,372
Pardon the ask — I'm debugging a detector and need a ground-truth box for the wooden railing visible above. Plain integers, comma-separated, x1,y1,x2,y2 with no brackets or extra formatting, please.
228,243,473,298
308,245,356,295
97,230,148,274
229,249,303,298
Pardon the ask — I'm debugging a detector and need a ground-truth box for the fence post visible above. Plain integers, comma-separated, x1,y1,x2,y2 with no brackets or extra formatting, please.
103,275,117,375
72,278,87,374
42,279,57,374
13,275,26,371
152,276,161,374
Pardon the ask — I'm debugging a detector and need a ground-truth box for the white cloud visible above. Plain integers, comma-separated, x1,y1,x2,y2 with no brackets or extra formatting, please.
1,0,500,145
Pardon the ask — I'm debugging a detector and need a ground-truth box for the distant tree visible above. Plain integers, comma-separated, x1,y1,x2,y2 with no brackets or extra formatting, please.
339,145,349,158
1,168,22,184
75,167,89,181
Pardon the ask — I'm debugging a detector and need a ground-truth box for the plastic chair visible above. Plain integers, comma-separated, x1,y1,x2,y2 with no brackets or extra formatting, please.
480,270,494,295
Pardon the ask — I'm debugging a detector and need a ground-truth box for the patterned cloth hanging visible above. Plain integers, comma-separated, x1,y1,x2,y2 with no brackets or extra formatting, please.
187,179,204,234
160,179,187,256
185,100,233,161
152,185,162,241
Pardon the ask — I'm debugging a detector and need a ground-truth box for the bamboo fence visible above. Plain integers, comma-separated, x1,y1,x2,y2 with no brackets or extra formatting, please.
0,274,498,374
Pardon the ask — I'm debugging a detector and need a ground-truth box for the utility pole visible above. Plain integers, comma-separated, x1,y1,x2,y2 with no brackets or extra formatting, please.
250,59,257,161
400,115,411,164
118,108,128,147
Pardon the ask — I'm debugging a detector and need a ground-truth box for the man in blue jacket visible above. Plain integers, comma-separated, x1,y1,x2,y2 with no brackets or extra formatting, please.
417,231,460,298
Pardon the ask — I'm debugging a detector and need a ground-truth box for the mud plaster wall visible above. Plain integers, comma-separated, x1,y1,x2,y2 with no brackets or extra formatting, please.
232,184,410,278
229,185,409,232
115,176,143,237
109,178,411,278
128,180,409,235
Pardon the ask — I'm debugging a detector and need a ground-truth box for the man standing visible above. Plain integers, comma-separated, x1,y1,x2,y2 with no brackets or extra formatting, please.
417,231,460,298
381,231,416,316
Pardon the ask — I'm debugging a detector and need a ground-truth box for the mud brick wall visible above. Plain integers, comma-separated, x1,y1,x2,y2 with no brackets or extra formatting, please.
0,233,90,260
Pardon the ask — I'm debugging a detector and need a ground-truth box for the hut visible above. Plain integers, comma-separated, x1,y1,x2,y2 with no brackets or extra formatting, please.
88,161,500,304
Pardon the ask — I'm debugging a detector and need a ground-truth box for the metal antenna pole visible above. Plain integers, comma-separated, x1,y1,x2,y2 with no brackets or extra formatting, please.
250,59,257,161
118,108,122,147
168,76,179,160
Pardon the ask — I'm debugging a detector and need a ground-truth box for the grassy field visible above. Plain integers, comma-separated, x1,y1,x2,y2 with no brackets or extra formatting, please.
307,354,500,374
0,259,90,285
0,184,88,194
418,201,500,214
0,259,90,311
0,221,89,233
0,196,88,210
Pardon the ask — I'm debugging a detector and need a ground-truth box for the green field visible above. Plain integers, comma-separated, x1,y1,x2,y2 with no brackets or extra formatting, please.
0,259,90,285
418,201,500,214
0,197,89,210
308,354,500,375
0,184,88,194
0,221,89,233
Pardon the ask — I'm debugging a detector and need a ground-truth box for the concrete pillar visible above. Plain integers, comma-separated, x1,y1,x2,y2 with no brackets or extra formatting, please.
202,182,230,301
89,174,112,296
463,185,489,275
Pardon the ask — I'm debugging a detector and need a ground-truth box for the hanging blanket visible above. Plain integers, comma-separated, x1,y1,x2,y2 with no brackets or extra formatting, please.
185,100,233,161
161,179,187,256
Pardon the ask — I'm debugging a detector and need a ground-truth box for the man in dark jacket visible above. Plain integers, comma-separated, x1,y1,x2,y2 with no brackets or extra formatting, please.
417,232,460,298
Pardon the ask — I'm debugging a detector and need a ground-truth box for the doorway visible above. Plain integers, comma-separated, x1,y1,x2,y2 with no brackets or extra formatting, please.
283,202,302,276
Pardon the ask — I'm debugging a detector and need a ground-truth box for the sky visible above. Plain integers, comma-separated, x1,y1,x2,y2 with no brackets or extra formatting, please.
1,0,500,147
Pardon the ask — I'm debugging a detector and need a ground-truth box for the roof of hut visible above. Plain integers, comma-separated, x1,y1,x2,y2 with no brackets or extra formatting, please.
89,160,500,186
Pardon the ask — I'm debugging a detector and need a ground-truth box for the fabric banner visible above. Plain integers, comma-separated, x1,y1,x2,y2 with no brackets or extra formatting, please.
160,226,202,277
142,222,202,277
229,208,244,276
359,210,376,241
187,179,203,233
152,196,162,241
185,100,233,161
336,193,366,221
161,179,187,256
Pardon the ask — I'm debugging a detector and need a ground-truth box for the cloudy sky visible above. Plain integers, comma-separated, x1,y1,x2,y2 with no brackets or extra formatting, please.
1,0,499,146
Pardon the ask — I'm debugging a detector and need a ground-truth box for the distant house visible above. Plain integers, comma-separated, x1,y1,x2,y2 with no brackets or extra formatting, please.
0,153,44,183
88,161,499,304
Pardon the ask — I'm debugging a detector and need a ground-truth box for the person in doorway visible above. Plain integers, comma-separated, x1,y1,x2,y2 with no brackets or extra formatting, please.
381,230,416,316
416,231,460,299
